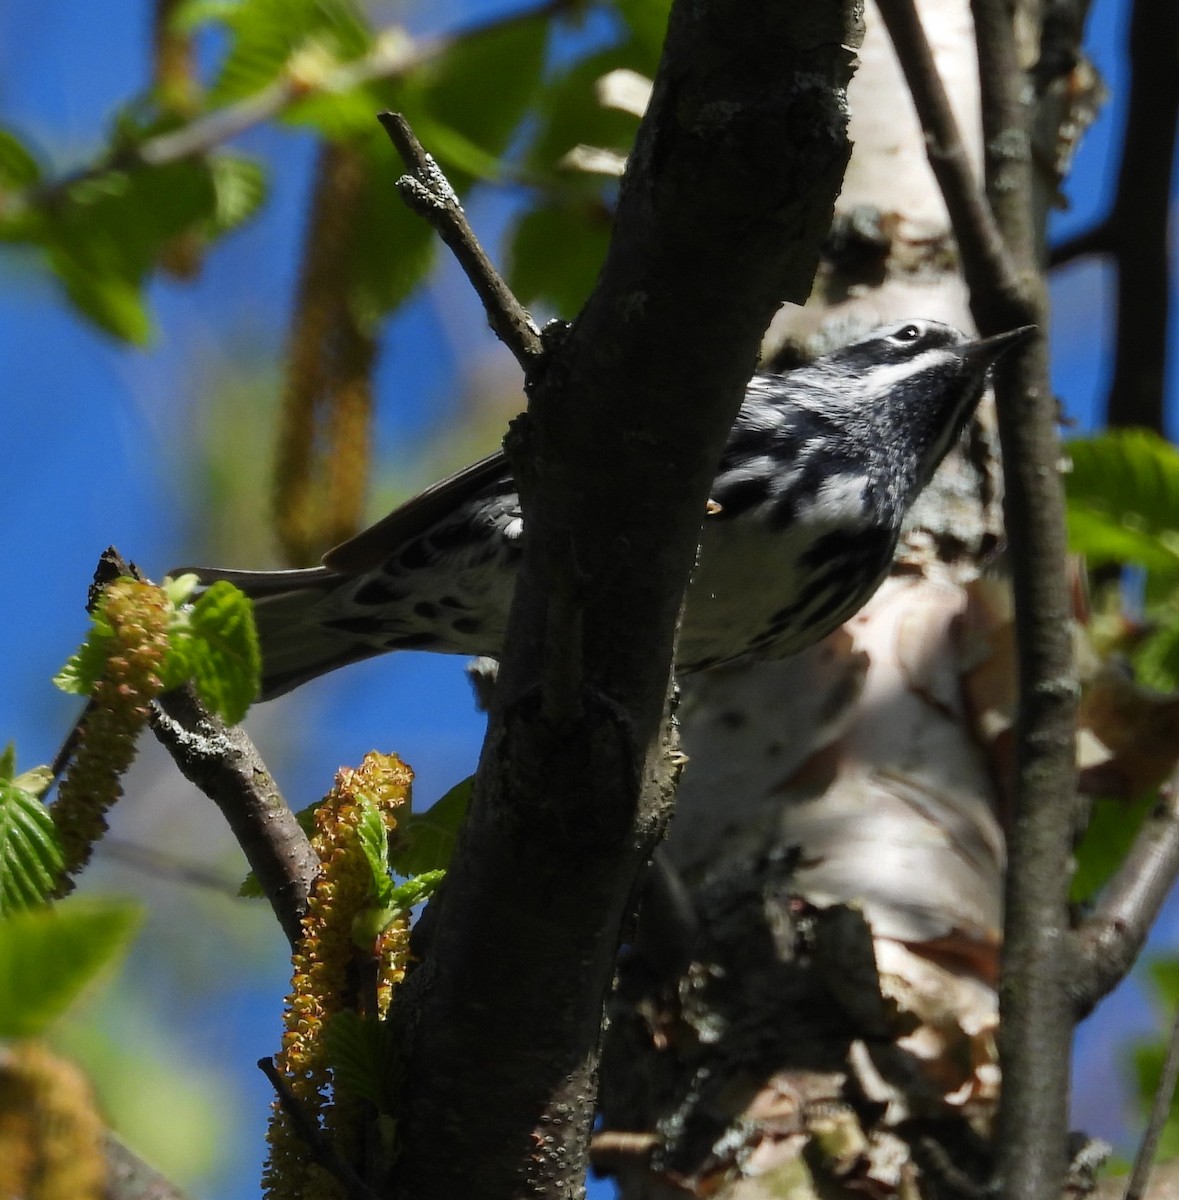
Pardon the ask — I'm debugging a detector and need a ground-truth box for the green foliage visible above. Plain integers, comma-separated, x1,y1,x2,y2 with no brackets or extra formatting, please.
207,154,269,234
0,154,267,344
400,15,548,173
504,38,660,313
386,870,444,916
176,580,263,725
0,898,142,1037
613,0,674,60
343,129,439,333
1066,431,1179,692
55,574,261,725
509,200,614,316
1070,792,1154,903
0,127,42,187
325,1008,400,1111
0,748,64,914
352,795,442,943
1066,431,1179,585
357,798,396,910
1133,607,1179,692
390,776,471,877
197,0,372,106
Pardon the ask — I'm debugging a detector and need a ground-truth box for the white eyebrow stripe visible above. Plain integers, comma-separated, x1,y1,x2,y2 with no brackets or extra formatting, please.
860,347,952,401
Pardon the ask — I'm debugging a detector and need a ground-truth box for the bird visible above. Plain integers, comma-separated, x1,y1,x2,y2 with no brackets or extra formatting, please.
178,319,1033,700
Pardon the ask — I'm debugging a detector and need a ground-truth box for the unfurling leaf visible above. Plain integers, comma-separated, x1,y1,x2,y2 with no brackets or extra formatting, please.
0,776,65,914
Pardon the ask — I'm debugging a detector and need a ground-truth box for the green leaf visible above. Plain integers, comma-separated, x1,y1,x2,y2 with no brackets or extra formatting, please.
54,611,115,696
0,743,14,782
325,1009,399,1110
48,242,153,344
0,128,42,188
357,799,395,909
408,15,548,163
344,129,437,330
207,154,268,233
522,45,653,177
39,159,223,343
507,200,612,316
0,779,65,914
1070,792,1154,903
390,777,471,877
0,898,142,1036
386,869,444,917
1148,957,1179,1008
1134,613,1179,693
13,767,53,800
181,580,262,724
612,0,674,61
207,0,372,106
169,0,241,32
1066,431,1179,584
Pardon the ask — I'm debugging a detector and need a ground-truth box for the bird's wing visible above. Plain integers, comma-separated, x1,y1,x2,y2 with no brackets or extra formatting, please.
168,564,337,594
322,449,513,574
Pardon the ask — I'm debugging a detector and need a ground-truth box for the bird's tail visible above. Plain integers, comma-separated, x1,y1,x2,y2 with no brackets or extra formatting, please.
173,565,381,701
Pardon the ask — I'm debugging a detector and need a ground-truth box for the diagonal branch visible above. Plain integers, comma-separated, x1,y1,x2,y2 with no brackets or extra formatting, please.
150,688,317,950
379,112,543,370
1070,783,1179,1016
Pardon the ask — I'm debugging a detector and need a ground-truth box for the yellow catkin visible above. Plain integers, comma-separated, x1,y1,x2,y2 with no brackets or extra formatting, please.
0,1042,106,1200
273,140,374,566
263,751,412,1200
53,579,171,887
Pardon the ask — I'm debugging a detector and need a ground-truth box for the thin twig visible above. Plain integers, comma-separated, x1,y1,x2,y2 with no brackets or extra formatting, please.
1125,1002,1179,1200
101,837,244,897
1071,784,1179,1017
1047,222,1111,268
257,1058,379,1200
49,702,92,784
378,111,544,370
150,688,317,949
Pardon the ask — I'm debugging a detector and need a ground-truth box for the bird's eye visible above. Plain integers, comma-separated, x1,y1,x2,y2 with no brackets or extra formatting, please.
893,324,921,342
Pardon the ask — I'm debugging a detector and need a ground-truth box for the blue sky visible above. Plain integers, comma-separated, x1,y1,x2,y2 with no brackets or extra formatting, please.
0,0,1173,1194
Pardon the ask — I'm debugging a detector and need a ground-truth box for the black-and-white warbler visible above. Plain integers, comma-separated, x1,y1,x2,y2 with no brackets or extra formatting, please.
182,319,1032,698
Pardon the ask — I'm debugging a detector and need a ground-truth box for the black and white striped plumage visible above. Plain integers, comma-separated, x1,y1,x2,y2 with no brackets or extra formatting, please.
181,319,1031,698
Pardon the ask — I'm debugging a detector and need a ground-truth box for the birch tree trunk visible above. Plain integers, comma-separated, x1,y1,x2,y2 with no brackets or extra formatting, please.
594,2,1086,1194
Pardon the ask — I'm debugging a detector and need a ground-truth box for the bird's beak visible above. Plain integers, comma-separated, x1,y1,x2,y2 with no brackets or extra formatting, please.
966,324,1037,368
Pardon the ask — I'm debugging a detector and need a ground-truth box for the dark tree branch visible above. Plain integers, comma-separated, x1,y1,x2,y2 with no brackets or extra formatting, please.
1070,785,1179,1016
1047,221,1112,268
1043,0,1176,430
150,688,317,950
1103,0,1178,432
881,4,1077,1199
379,112,544,370
387,0,861,1194
1125,1000,1179,1200
257,1058,378,1200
